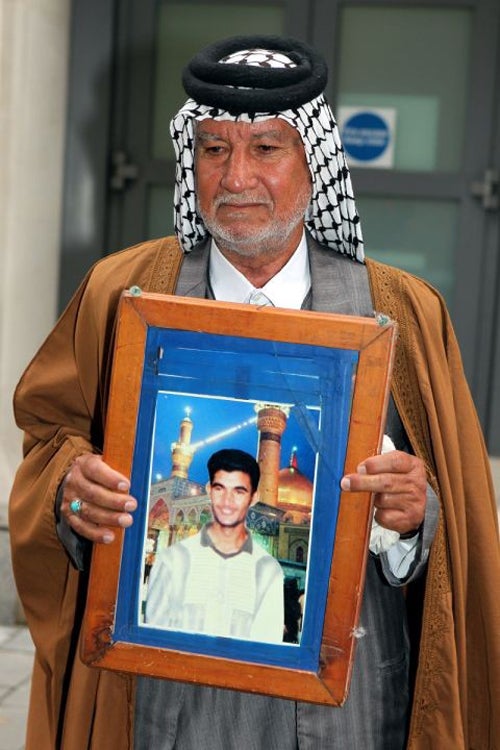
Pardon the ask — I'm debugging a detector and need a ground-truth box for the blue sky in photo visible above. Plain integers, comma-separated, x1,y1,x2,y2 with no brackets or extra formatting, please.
150,391,320,486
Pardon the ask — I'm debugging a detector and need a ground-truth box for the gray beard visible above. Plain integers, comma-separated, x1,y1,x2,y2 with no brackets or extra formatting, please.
197,190,312,260
200,217,303,259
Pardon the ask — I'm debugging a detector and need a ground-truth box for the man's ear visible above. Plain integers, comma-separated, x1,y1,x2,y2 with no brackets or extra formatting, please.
205,481,211,495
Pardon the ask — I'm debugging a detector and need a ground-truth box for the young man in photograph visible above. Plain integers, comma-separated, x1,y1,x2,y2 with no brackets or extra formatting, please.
145,448,284,643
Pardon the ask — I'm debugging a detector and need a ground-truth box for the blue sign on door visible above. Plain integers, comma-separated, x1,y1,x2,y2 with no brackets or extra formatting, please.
342,111,391,163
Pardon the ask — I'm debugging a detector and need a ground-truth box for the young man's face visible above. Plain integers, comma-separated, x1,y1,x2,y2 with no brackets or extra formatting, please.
209,469,256,529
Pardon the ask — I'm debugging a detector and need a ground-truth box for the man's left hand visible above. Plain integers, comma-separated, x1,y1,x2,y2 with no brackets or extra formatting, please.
340,451,427,535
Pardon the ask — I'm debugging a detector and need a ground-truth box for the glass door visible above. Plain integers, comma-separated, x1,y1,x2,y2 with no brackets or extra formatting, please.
336,5,472,305
311,0,500,442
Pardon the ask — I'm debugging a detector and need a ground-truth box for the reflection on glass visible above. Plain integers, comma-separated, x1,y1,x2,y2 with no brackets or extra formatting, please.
337,7,472,172
153,2,284,160
357,196,458,307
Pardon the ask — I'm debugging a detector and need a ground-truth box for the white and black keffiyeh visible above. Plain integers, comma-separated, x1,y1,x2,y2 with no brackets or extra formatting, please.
170,37,364,262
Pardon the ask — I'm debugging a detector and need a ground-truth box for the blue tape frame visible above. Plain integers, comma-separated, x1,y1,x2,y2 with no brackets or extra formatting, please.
114,327,358,672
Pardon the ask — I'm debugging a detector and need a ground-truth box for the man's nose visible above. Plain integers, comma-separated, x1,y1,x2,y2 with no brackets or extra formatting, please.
220,490,238,507
220,149,258,193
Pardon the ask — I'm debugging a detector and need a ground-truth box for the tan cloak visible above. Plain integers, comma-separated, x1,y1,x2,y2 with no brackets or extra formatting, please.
9,238,500,749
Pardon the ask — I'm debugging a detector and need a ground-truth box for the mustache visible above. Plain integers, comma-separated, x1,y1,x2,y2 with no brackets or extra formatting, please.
213,193,273,208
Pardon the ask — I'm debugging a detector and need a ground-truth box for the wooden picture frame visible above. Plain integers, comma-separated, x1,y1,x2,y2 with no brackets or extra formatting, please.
81,290,397,706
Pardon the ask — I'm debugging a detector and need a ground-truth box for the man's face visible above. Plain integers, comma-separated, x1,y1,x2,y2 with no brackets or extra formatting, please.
195,118,312,258
209,469,256,529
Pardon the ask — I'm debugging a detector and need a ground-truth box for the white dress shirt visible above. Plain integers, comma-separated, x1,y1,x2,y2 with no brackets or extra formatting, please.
209,232,310,309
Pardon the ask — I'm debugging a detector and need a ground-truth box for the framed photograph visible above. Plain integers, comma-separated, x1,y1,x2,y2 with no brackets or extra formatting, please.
81,291,397,706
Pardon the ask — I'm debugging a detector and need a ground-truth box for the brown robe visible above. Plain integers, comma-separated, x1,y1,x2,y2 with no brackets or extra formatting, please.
9,237,500,749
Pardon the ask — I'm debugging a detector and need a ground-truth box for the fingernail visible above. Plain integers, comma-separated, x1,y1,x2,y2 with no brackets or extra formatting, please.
118,481,130,492
124,500,136,512
102,533,114,544
340,477,350,491
118,514,132,528
357,464,367,475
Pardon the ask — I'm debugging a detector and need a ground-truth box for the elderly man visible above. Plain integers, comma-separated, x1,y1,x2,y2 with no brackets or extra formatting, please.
9,35,499,750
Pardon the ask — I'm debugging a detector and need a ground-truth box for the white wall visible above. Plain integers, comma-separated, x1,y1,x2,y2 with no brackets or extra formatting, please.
0,0,71,622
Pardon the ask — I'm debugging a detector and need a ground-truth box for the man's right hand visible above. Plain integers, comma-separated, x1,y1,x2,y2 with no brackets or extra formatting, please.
61,453,137,544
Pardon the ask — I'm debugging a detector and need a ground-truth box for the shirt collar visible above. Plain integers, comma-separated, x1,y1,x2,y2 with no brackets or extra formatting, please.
200,523,253,558
208,231,310,309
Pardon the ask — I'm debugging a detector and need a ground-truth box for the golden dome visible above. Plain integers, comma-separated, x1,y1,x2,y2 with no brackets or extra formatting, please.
277,450,313,513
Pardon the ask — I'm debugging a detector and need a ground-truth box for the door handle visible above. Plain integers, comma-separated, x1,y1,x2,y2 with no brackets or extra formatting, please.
470,168,499,211
110,150,139,191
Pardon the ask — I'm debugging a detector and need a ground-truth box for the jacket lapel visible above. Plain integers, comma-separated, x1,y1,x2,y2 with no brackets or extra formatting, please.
174,238,210,298
307,234,373,317
174,233,373,317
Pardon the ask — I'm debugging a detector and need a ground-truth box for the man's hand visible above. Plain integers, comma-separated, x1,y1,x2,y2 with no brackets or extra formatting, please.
340,451,427,535
61,453,137,544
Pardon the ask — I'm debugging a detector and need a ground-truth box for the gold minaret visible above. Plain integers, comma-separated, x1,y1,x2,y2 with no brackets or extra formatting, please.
170,408,195,478
255,403,289,506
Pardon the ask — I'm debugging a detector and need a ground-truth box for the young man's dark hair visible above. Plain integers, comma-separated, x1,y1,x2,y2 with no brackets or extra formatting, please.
207,448,260,493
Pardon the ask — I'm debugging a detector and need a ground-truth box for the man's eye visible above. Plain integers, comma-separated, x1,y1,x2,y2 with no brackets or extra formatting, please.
257,144,278,153
203,145,225,155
